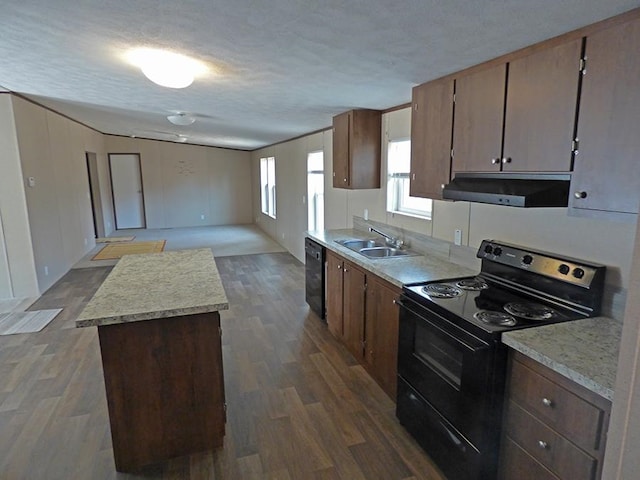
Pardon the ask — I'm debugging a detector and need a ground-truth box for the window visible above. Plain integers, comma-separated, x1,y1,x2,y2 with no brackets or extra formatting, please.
260,156,276,218
387,139,432,218
307,150,324,231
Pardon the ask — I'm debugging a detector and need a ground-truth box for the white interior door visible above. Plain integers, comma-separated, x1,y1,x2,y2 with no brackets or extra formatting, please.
109,154,145,229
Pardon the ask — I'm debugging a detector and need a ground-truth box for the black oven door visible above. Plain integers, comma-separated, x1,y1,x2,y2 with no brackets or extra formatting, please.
396,294,499,448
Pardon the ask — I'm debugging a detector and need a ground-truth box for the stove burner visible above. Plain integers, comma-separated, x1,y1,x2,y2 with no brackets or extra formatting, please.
504,302,556,321
456,278,489,291
474,310,517,326
422,283,463,299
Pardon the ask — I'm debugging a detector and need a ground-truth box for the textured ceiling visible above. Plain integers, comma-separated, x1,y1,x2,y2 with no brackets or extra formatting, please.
0,0,637,150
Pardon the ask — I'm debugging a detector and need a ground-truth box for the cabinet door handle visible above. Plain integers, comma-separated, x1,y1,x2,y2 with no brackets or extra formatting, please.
574,191,587,199
538,440,549,450
337,264,342,270
491,158,500,165
501,157,512,164
343,178,347,183
542,397,553,407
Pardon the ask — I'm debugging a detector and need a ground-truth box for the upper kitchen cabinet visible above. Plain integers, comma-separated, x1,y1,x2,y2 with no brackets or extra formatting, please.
410,78,455,199
570,17,640,218
452,63,507,173
452,39,582,174
332,109,382,189
502,38,582,172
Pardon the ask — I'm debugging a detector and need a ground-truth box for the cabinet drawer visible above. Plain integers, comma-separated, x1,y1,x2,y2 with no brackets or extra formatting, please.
500,436,559,480
505,400,597,480
509,358,604,451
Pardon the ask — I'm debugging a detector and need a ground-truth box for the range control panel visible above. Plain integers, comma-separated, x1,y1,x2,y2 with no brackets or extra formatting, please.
477,239,605,288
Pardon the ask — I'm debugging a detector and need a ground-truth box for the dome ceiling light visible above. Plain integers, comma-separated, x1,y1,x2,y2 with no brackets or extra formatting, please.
127,48,207,89
167,113,196,125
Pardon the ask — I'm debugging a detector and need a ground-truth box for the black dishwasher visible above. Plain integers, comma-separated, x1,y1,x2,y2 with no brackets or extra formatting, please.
305,237,325,320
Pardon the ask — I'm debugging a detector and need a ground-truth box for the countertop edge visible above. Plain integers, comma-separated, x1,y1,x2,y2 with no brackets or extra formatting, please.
502,335,614,401
75,302,230,328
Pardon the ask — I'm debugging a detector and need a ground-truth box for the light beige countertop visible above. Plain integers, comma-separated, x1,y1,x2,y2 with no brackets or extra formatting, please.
308,228,621,401
502,317,620,401
76,248,229,328
307,229,476,288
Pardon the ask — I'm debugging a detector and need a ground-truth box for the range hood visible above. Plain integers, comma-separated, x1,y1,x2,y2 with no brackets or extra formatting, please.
442,172,571,207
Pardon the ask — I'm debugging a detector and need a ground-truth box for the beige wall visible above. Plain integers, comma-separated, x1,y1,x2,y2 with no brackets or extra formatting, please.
104,136,252,229
12,96,107,293
0,95,39,299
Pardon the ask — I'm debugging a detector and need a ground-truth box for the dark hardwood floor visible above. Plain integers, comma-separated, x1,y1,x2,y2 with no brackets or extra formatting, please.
0,253,444,479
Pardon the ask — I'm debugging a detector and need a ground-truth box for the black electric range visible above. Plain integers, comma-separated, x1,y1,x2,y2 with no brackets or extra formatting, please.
396,239,606,480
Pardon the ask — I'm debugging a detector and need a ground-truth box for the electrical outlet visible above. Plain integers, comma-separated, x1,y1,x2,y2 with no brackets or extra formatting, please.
454,229,462,246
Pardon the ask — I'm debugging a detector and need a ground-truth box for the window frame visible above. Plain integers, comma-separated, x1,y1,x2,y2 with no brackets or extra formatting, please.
260,156,276,218
386,138,432,219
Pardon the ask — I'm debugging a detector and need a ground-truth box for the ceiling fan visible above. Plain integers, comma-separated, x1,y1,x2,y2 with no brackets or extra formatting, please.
164,110,215,126
131,128,189,143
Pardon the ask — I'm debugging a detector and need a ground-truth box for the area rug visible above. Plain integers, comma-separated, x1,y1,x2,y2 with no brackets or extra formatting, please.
92,240,166,260
95,236,136,243
0,309,62,335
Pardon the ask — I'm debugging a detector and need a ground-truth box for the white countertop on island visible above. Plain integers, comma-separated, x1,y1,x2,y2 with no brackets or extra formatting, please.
76,248,229,328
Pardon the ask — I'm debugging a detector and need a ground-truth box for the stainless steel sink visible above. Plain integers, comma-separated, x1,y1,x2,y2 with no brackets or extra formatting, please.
336,239,383,250
335,238,418,259
359,246,411,258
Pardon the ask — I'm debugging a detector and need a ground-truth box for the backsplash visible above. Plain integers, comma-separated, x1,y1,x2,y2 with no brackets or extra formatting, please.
353,215,626,322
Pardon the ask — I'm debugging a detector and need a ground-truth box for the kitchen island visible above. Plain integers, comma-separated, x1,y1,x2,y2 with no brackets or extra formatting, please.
76,248,229,472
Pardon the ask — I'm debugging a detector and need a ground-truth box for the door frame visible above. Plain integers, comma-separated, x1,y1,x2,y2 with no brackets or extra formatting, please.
85,152,106,238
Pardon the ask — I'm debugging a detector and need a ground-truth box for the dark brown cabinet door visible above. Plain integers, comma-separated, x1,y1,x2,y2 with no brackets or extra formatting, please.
410,78,454,199
364,276,401,399
332,111,350,188
343,261,366,361
502,39,582,172
332,109,381,189
325,251,344,339
452,64,506,173
570,17,640,216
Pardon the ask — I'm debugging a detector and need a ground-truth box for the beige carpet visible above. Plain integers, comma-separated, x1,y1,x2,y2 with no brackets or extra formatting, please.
92,240,166,260
95,236,135,243
0,309,62,335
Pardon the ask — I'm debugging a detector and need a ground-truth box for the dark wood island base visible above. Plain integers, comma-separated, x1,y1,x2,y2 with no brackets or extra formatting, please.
75,249,230,473
98,312,225,472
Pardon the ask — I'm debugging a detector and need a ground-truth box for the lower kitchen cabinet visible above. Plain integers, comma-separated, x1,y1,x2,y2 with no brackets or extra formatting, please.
326,250,366,359
499,351,611,480
364,275,401,399
325,250,401,399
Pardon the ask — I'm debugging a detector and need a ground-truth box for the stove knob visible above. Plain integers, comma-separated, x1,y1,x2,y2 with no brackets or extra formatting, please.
484,244,493,254
573,267,585,279
493,247,503,256
522,255,533,265
558,264,570,275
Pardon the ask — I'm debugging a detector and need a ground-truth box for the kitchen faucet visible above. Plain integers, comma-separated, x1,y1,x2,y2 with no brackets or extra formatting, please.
369,226,404,249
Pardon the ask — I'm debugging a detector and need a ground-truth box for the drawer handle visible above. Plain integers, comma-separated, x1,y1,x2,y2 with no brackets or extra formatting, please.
538,440,549,450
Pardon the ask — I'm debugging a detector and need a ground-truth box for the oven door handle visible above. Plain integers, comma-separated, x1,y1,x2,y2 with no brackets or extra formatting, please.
396,297,491,353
